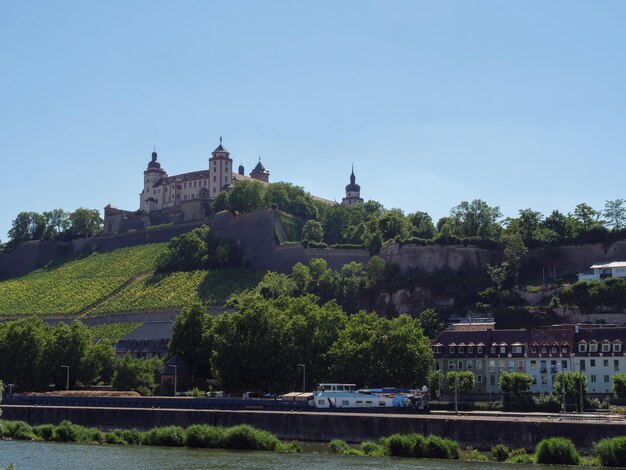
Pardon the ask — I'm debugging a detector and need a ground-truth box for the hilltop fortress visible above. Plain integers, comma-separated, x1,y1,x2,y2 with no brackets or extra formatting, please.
103,139,363,234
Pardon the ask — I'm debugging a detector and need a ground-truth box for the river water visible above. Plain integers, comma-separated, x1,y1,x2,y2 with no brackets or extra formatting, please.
0,440,554,470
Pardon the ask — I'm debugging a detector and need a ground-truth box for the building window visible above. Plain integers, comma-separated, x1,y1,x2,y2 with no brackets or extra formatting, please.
468,346,474,354
477,346,483,354
458,346,464,354
477,375,483,384
590,342,598,352
579,360,585,371
477,361,483,370
562,344,569,354
448,360,455,370
500,345,507,354
518,360,525,371
605,359,610,367
467,360,473,370
490,375,496,386
512,345,523,354
508,360,515,372
433,346,441,354
551,345,558,354
602,341,611,353
531,345,537,354
614,341,622,353
531,360,537,370
458,360,463,370
541,345,548,354
579,341,587,353
591,359,596,367
490,346,496,354
449,346,455,354
489,360,496,372
591,375,597,383
561,360,567,369
615,360,620,372
604,375,610,383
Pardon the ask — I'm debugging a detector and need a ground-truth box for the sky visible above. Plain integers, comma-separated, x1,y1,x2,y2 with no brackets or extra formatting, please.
1,1,626,239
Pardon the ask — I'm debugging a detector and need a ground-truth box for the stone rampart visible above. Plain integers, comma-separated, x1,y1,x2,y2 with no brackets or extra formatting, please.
380,243,493,273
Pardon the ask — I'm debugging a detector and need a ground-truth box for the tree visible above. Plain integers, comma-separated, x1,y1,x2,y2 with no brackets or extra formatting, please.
448,199,502,239
302,220,324,243
612,373,626,398
7,211,45,244
366,255,386,286
419,308,446,339
226,179,265,213
604,199,626,231
553,372,587,409
573,203,601,231
378,208,411,241
112,355,161,395
408,211,436,239
543,210,568,240
446,371,475,395
68,208,103,238
79,342,117,385
42,209,70,239
326,312,433,388
499,371,534,403
156,227,208,272
169,303,213,383
212,192,228,212
45,320,92,389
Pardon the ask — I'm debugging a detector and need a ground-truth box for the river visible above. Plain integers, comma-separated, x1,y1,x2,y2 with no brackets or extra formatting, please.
0,440,556,470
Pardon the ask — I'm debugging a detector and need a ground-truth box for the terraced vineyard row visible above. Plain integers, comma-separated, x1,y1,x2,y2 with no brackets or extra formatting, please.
90,268,264,315
0,244,166,316
89,322,143,344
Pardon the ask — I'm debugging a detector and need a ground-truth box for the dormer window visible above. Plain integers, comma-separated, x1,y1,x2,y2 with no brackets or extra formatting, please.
433,346,442,354
449,346,455,354
458,346,465,354
500,344,507,354
602,341,611,353
590,341,598,353
531,344,538,354
477,346,483,354
512,344,523,354
578,341,587,353
551,345,559,354
613,341,622,353
561,344,569,354
541,344,548,354
468,346,474,354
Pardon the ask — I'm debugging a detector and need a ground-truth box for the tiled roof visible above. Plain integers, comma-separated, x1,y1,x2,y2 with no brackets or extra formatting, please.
153,171,210,187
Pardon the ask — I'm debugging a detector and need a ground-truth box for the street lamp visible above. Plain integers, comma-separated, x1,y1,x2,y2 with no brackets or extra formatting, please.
172,365,178,396
454,373,459,415
60,365,70,391
559,362,566,413
298,364,306,392
575,360,584,412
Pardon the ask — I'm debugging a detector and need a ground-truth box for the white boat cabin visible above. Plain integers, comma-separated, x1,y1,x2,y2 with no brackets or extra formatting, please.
314,383,400,409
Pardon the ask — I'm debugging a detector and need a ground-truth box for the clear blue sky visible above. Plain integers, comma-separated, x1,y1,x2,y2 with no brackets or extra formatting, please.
2,1,626,240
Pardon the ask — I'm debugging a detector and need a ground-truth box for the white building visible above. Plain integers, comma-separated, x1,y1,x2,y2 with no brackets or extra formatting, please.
578,261,626,282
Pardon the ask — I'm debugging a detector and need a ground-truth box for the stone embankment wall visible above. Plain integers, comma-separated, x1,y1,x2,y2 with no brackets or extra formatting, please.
380,243,493,273
2,405,624,451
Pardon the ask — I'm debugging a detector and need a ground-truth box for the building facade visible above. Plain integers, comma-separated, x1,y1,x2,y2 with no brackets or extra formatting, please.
431,324,626,397
578,261,626,282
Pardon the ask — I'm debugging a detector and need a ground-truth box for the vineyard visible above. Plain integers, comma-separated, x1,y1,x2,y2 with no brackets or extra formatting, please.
90,268,264,315
0,244,166,316
89,322,143,344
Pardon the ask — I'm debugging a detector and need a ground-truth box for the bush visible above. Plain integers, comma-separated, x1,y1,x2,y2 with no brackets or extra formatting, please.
145,426,186,447
5,420,36,440
223,424,280,451
535,437,580,465
360,441,383,456
33,424,56,441
384,433,426,458
119,429,144,445
54,421,90,443
186,424,224,448
426,435,459,460
467,448,488,462
276,441,302,453
491,444,510,462
329,439,351,454
508,452,534,464
104,431,126,445
594,436,626,467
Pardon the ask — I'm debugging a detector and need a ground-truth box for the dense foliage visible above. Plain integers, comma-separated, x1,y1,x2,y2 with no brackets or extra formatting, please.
560,278,626,311
155,226,240,272
169,296,433,393
534,437,580,465
612,373,626,398
6,208,103,247
594,436,626,467
0,244,165,316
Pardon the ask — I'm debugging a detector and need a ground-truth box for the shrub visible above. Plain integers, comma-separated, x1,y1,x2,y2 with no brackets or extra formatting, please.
360,441,383,456
425,435,459,460
186,425,224,448
535,437,580,465
491,444,510,462
104,431,126,445
467,448,488,462
119,429,144,445
508,452,534,464
276,441,302,453
594,436,626,467
383,433,427,458
5,421,36,440
223,424,280,451
87,428,105,443
329,439,351,454
33,424,56,441
145,426,186,447
0,421,7,438
54,421,89,443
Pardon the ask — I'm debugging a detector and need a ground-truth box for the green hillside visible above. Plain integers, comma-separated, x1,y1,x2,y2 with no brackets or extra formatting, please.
90,322,143,344
89,269,264,315
0,244,166,316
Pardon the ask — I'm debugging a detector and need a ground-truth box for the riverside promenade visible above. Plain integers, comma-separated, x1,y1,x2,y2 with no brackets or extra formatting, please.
2,404,625,450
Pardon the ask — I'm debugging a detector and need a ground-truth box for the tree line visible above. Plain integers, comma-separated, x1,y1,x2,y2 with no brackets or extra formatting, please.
4,208,103,248
0,318,161,395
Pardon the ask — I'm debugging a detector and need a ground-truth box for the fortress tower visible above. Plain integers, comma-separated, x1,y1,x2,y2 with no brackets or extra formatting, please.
140,150,167,213
208,137,233,196
341,166,363,206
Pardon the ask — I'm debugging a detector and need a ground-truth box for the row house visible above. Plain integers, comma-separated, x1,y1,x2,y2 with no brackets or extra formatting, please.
432,324,626,396
431,327,574,396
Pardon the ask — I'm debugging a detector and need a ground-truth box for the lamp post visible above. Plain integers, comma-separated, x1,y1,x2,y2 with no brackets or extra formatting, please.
172,365,178,396
60,365,70,391
298,364,306,392
575,360,584,412
454,373,459,415
559,362,566,413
